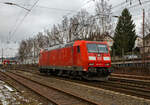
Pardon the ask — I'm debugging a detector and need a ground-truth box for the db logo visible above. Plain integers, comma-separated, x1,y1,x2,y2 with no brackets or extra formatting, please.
97,57,101,60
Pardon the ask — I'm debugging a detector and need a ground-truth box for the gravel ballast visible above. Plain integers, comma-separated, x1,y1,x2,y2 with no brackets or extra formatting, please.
15,71,150,105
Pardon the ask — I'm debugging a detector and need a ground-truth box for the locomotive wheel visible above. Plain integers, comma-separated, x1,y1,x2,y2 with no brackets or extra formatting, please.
57,70,63,76
69,71,76,78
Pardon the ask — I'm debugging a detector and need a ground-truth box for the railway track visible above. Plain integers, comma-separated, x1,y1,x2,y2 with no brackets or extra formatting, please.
12,65,150,81
3,67,150,104
0,71,52,105
11,69,150,99
54,75,150,100
98,80,150,99
7,67,150,99
111,73,150,80
0,70,99,105
109,77,150,88
57,76,150,100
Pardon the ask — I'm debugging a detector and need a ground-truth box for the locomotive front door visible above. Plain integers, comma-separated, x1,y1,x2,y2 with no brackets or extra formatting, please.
73,46,77,66
73,46,81,67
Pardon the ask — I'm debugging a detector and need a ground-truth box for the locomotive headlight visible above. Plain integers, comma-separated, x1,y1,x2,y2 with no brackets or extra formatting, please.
89,63,94,66
103,57,110,61
105,63,110,66
89,56,96,60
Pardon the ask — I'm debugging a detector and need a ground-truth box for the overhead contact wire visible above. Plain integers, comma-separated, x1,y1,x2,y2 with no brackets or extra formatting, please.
10,0,40,39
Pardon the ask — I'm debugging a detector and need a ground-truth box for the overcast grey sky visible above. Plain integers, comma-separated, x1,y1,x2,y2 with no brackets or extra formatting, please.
0,0,150,57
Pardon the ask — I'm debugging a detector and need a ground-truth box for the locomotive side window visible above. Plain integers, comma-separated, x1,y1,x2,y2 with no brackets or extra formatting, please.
77,46,80,53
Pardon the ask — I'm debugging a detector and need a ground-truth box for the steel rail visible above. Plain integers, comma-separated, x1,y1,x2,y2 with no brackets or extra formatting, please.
13,69,150,100
2,70,100,105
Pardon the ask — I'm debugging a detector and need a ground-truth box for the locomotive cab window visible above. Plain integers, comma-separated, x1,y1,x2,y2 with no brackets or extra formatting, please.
77,46,80,53
87,44,97,53
97,44,108,53
87,43,108,53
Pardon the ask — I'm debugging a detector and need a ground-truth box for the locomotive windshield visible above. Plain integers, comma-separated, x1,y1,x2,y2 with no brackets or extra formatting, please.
87,43,108,53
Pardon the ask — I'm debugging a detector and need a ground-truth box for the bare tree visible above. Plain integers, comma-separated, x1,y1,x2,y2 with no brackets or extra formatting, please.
144,12,150,35
50,25,64,44
61,16,70,42
17,0,115,64
18,40,28,63
35,32,49,48
95,0,113,35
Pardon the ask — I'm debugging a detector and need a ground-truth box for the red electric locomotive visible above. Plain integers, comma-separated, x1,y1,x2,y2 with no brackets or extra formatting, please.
3,60,17,65
39,40,112,80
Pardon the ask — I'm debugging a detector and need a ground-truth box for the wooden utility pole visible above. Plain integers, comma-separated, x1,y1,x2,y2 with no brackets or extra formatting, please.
2,48,3,63
33,41,35,64
142,9,145,67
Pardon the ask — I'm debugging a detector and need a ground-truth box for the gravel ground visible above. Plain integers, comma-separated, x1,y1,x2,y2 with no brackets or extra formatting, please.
20,71,150,105
0,69,56,105
0,80,43,105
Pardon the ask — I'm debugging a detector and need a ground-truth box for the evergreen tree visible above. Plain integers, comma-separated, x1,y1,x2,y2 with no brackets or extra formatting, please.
112,8,137,56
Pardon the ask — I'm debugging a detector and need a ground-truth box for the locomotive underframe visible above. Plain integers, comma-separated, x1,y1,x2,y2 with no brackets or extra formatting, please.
39,66,111,80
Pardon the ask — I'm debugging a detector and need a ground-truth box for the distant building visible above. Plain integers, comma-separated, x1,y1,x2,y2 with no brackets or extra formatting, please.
138,34,150,55
101,35,145,53
134,36,143,48
144,34,150,54
101,34,114,51
93,34,145,52
90,33,114,51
